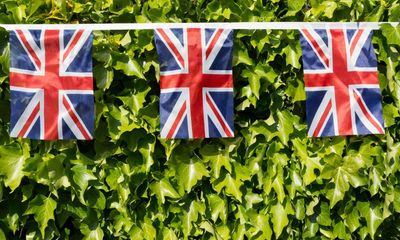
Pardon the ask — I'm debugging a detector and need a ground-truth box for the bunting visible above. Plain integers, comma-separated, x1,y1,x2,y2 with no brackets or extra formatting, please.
9,29,94,140
154,28,235,139
299,28,385,137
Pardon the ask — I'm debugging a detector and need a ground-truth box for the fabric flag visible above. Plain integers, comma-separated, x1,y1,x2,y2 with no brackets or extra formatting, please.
299,27,385,137
9,29,94,140
154,28,234,139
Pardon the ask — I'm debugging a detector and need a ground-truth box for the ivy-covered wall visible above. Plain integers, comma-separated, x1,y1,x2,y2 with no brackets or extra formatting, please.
0,0,400,239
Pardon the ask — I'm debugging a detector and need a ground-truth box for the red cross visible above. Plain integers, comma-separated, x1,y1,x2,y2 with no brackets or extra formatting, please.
303,29,380,136
159,28,233,138
10,30,93,140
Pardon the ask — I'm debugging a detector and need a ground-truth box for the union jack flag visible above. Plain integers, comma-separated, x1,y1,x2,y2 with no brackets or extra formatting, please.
299,27,385,137
154,28,234,139
9,29,94,140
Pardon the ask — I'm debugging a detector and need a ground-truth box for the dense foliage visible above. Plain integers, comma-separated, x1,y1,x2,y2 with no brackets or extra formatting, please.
0,0,400,239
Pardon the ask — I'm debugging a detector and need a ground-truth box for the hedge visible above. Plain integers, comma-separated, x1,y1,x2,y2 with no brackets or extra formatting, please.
0,0,400,239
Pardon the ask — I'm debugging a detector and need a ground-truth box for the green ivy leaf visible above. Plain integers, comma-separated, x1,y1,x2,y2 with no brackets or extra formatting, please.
0,143,29,191
94,66,114,90
344,207,360,232
302,157,323,186
200,144,232,179
242,69,261,99
83,227,104,240
323,164,357,208
283,42,301,69
288,0,305,12
207,194,227,223
381,24,400,45
163,227,178,240
317,202,331,226
233,48,253,66
142,218,156,240
113,55,145,79
383,103,400,127
118,87,151,115
357,201,383,238
275,110,294,145
71,165,97,203
177,158,209,193
272,170,285,203
248,211,272,240
24,194,57,237
215,173,243,202
150,178,180,204
271,202,289,238
182,201,205,237
311,1,337,18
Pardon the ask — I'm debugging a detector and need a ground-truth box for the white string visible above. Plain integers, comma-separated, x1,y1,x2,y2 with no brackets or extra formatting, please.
0,22,398,31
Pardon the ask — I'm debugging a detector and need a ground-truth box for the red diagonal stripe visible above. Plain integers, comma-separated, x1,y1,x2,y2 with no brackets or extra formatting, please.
349,29,364,56
166,101,187,139
206,93,233,137
302,29,329,67
353,90,384,134
18,103,40,138
16,30,41,69
157,29,185,69
206,29,224,59
63,96,91,140
313,100,332,137
63,29,84,61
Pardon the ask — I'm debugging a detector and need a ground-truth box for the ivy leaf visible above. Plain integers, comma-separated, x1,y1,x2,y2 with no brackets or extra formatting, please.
106,105,139,140
215,173,243,202
369,167,383,196
242,69,260,99
288,0,305,12
275,110,294,145
138,135,155,172
311,1,337,18
393,186,400,213
182,201,205,237
150,178,180,204
83,227,104,240
163,228,178,240
94,66,114,90
85,188,106,210
0,143,29,191
324,156,368,204
283,42,301,69
142,218,156,240
27,0,44,17
200,144,231,179
383,103,400,127
233,48,253,66
24,194,57,237
118,87,151,115
357,201,383,238
0,229,5,240
71,165,97,203
177,158,209,192
334,221,347,239
316,202,331,226
271,202,289,238
113,55,145,79
248,212,272,240
302,157,323,186
345,207,360,232
272,170,285,203
207,194,227,223
381,24,400,45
